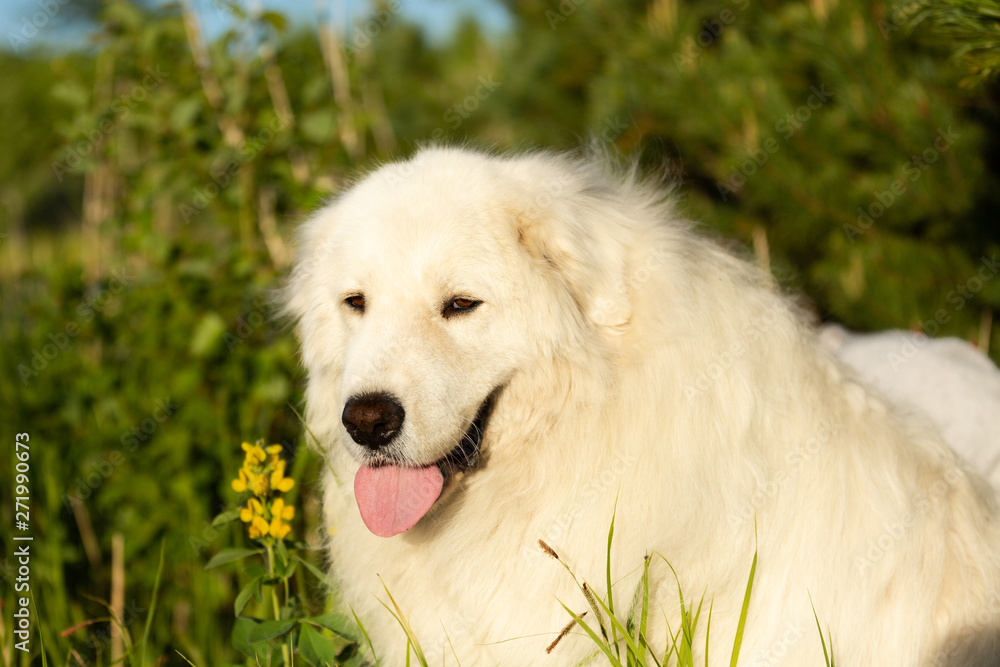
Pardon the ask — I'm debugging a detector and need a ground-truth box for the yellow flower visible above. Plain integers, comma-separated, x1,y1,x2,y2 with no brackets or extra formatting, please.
249,515,270,539
231,469,248,493
241,441,266,464
269,516,291,539
272,498,295,521
250,470,270,496
233,439,297,543
270,462,295,493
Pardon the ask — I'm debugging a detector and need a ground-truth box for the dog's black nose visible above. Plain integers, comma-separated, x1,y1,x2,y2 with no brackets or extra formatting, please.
342,393,405,450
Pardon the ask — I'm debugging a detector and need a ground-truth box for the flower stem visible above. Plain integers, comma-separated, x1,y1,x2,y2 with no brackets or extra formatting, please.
265,541,292,667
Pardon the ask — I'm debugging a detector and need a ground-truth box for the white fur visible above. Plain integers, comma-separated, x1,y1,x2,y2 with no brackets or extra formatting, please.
286,147,1000,666
822,324,1000,489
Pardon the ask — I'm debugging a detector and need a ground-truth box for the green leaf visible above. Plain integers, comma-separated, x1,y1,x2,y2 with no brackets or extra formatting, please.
247,618,297,643
295,553,330,583
300,110,336,144
211,507,241,527
50,81,90,109
218,0,246,19
260,11,288,32
245,563,267,579
232,617,262,657
190,312,227,357
298,623,341,666
234,575,262,616
276,537,290,568
205,548,262,570
170,97,202,131
305,613,362,642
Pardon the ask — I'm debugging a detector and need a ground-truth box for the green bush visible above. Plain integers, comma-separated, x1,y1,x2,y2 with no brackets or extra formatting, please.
0,0,997,664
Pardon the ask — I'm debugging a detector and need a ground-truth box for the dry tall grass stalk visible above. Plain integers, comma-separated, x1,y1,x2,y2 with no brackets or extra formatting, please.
111,533,125,663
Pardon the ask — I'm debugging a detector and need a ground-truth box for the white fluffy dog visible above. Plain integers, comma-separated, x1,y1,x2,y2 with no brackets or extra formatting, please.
286,146,1000,666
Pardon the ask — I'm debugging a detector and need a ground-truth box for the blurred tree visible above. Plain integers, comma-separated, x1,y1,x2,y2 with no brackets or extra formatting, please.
2,1,1000,663
494,0,1000,347
907,0,1000,86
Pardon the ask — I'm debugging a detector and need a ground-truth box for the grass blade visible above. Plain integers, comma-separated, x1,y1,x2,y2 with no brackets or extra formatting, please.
585,582,649,663
141,540,166,667
175,650,198,666
728,549,757,667
581,583,608,643
639,556,650,660
704,600,713,667
378,578,427,667
30,596,48,667
558,602,623,667
351,607,381,667
810,596,835,667
443,626,463,667
606,495,620,657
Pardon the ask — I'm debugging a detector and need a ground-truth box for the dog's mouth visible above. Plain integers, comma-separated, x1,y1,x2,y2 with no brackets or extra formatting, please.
437,387,498,477
353,388,500,538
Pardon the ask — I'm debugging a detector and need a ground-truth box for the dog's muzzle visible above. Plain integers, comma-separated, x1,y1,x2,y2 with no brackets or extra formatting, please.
345,387,501,537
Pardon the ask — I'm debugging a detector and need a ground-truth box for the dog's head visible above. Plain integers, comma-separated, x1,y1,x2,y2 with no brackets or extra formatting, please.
286,147,642,536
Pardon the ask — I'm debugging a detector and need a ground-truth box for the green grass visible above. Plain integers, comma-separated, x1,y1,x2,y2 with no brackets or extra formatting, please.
538,505,760,667
361,505,834,666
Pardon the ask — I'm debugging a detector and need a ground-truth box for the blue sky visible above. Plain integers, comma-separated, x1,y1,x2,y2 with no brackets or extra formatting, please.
1,0,512,52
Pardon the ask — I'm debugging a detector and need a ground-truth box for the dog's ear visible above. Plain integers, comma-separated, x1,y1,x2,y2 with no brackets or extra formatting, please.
515,203,632,332
283,203,339,323
282,203,347,374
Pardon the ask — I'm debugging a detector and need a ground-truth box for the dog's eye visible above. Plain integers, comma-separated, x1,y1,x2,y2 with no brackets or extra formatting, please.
443,297,481,318
345,295,366,312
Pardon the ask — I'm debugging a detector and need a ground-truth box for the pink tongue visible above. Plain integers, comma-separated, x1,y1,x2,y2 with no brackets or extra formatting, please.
354,465,444,537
